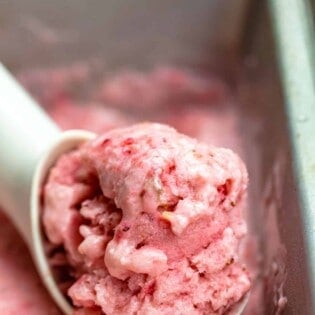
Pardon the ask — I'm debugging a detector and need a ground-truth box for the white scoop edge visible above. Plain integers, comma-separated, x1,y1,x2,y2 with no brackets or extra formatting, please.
31,129,95,314
0,63,248,314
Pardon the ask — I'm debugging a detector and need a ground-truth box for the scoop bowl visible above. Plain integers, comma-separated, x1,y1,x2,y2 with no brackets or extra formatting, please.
30,129,249,315
31,129,95,314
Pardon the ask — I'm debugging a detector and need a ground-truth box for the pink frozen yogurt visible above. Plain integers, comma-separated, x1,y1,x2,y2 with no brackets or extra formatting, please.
43,123,251,314
48,101,130,134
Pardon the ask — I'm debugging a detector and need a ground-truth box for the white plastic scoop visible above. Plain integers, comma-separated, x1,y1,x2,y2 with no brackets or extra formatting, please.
0,64,248,315
0,63,95,314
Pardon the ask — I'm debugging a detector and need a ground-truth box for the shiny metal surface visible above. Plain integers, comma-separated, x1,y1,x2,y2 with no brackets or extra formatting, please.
268,0,315,313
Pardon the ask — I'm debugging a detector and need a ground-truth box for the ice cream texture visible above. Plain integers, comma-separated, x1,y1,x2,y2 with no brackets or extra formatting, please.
43,122,251,315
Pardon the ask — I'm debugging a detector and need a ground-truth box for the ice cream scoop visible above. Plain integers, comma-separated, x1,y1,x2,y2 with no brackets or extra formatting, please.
0,64,248,314
0,63,95,314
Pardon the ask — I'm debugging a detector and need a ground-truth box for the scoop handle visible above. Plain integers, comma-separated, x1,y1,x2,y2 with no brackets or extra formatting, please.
0,63,60,245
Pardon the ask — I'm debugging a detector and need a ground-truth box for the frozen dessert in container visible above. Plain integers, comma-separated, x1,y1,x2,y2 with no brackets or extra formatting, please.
42,122,251,314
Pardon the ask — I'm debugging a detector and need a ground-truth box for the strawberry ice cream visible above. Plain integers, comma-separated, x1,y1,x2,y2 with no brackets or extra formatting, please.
97,67,227,111
0,64,262,313
48,101,130,134
43,123,251,314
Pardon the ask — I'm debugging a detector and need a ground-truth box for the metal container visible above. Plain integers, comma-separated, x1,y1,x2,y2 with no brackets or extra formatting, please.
0,0,314,313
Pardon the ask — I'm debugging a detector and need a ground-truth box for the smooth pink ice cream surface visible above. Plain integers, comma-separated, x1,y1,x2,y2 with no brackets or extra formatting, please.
97,67,227,110
43,123,250,315
48,101,130,134
0,211,60,315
